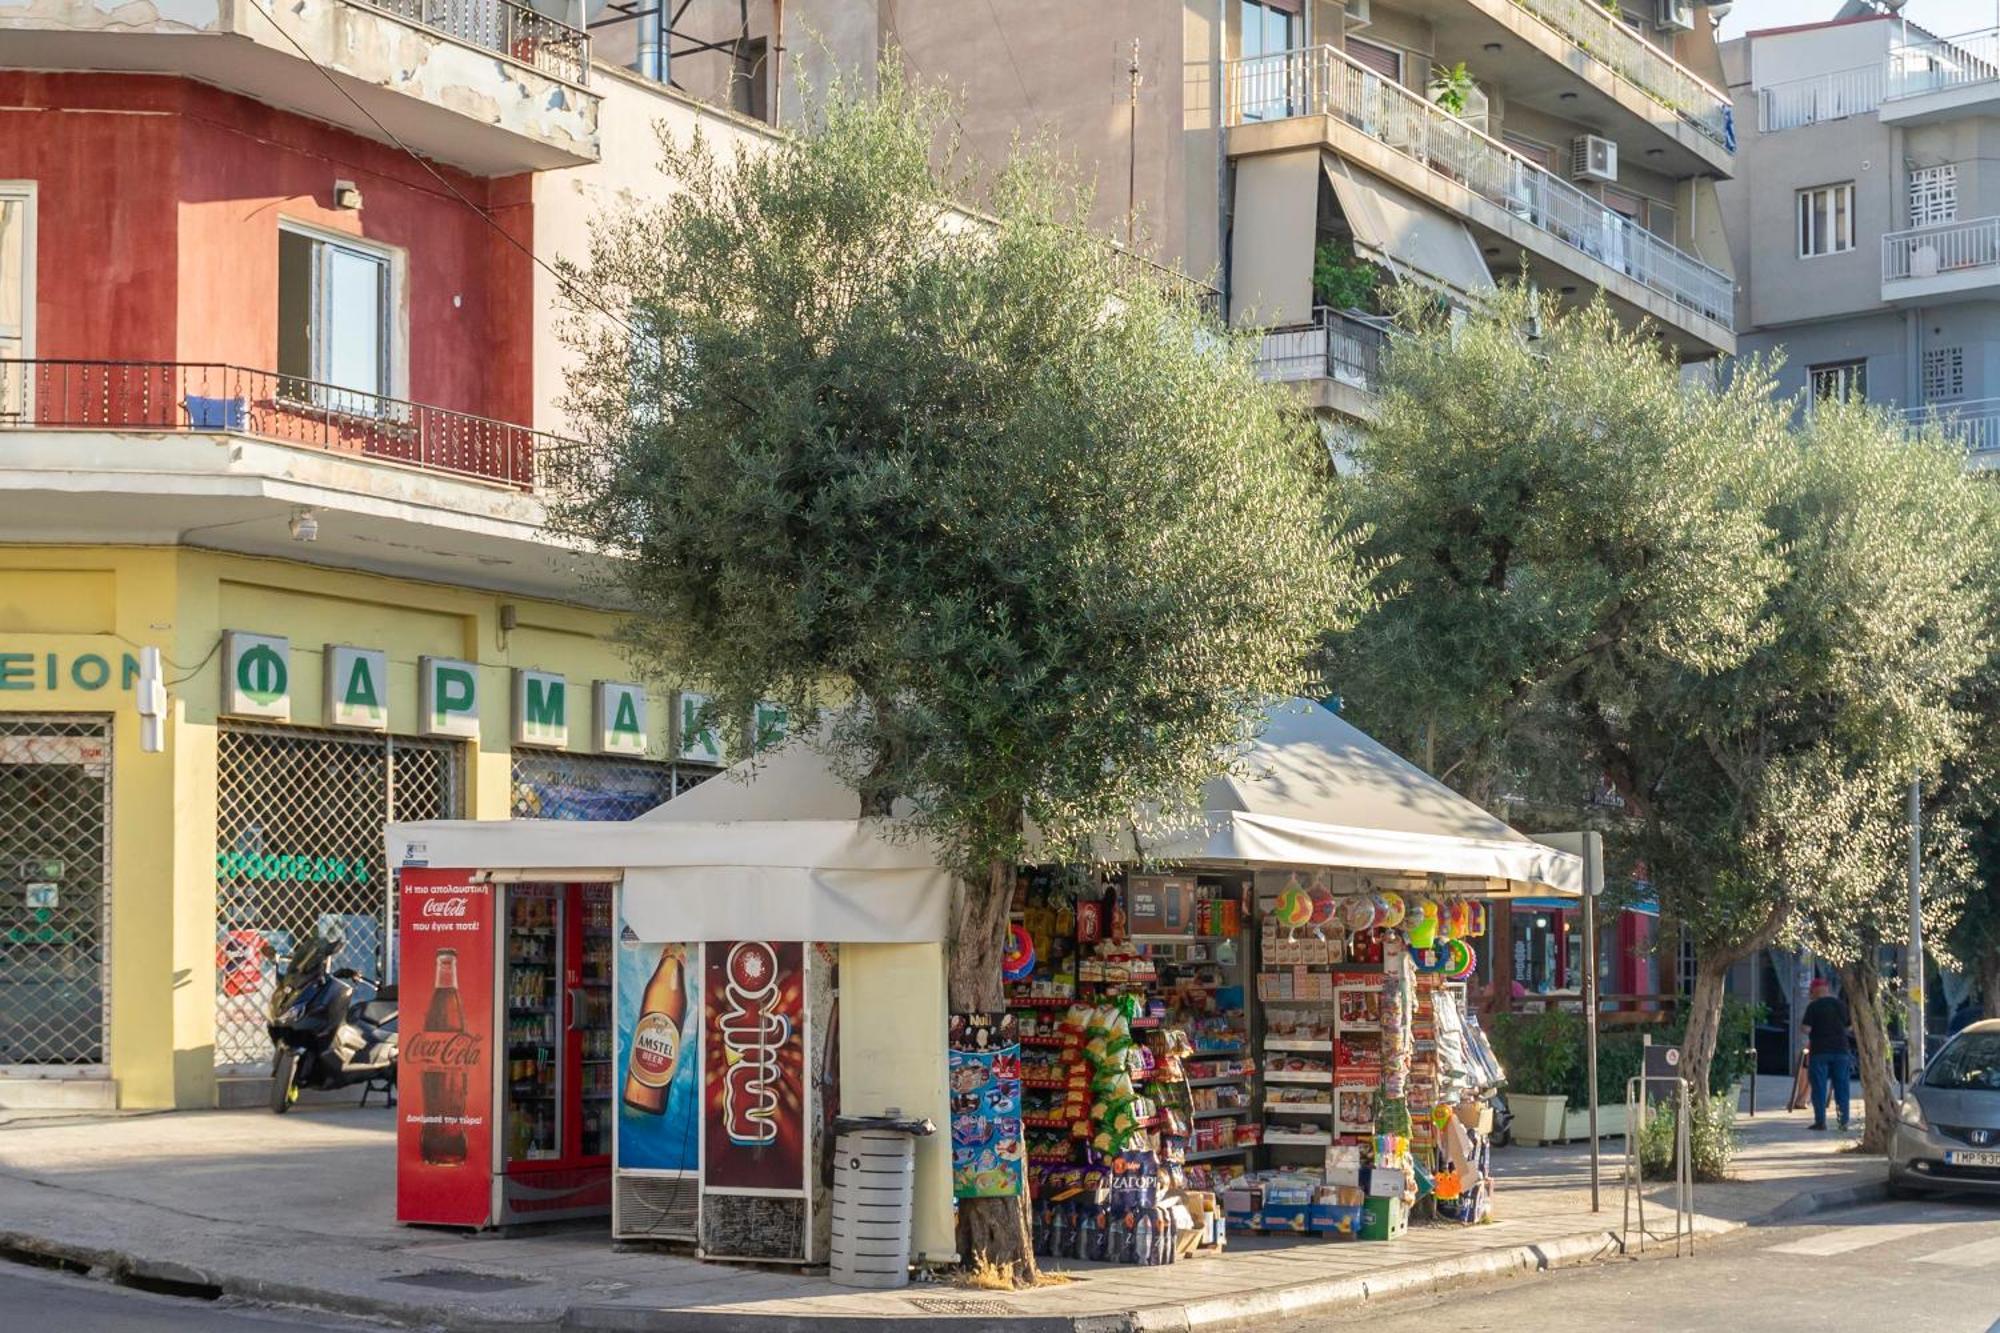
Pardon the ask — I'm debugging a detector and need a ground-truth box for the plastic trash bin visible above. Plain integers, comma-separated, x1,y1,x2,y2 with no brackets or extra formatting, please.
828,1111,935,1289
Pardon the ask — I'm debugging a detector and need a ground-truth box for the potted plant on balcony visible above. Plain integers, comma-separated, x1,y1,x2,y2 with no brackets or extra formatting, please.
1312,239,1383,314
1427,61,1475,117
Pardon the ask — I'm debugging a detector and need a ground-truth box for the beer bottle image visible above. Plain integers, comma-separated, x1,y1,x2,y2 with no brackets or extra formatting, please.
623,946,686,1115
417,948,470,1165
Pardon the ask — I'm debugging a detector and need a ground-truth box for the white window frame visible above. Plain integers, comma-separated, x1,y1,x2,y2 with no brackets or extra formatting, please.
1909,164,1958,229
276,218,407,409
1808,359,1866,405
0,181,37,421
1796,182,1856,258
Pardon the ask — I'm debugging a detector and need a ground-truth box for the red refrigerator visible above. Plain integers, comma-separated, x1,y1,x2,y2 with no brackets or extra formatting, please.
398,871,615,1228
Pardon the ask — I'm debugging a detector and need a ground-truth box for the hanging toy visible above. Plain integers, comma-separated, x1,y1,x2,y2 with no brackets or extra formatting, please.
1275,884,1314,939
1444,901,1471,941
1407,898,1440,949
1376,890,1407,931
1411,945,1447,973
1003,924,1036,982
1308,884,1338,940
1468,902,1490,938
1342,895,1376,933
1445,938,1477,981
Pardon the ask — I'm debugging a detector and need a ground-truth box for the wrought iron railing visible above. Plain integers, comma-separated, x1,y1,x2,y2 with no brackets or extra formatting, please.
1904,397,2000,455
1757,65,1886,132
1888,25,2000,102
1255,307,1389,391
1224,46,1735,331
1508,0,1733,150
1882,216,2000,284
0,359,555,490
353,0,589,86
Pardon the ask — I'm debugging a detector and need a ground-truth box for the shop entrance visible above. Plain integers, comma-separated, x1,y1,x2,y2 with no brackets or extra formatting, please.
214,724,460,1069
0,715,112,1072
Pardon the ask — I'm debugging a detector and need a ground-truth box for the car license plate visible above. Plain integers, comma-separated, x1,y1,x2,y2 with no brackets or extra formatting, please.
1945,1150,2000,1168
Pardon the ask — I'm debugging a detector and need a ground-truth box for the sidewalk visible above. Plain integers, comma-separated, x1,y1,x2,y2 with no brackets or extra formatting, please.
0,1076,1884,1332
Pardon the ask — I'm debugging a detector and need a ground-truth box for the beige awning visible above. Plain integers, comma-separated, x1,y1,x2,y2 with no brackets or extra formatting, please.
1229,147,1320,328
1323,155,1496,301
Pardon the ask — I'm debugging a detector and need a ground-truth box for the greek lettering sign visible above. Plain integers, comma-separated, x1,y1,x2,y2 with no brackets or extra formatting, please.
752,701,788,754
419,656,480,739
676,691,722,764
0,651,140,693
595,681,647,756
512,670,568,748
325,646,389,732
223,631,291,720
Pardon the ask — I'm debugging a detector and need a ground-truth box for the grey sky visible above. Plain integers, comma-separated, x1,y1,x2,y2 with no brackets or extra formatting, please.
1716,1,1997,39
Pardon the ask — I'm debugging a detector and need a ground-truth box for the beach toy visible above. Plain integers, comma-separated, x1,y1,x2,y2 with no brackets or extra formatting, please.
1003,924,1036,982
1275,884,1313,936
1468,903,1489,938
1308,885,1338,938
1342,894,1376,932
1376,890,1407,930
1407,898,1440,949
1445,938,1477,981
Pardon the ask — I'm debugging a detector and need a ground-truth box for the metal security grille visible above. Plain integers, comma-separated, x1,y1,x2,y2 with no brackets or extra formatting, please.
214,725,459,1068
510,752,675,822
0,716,111,1069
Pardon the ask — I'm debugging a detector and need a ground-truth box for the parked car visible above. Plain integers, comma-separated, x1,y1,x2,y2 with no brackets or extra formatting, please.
1889,1019,2000,1198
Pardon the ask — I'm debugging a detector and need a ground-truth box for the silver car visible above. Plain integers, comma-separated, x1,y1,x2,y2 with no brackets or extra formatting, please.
1890,1019,2000,1198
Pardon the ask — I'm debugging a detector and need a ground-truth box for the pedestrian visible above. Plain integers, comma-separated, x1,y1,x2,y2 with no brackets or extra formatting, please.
1801,978,1853,1132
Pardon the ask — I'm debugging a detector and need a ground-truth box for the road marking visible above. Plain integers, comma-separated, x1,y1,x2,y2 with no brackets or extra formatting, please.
1768,1223,1938,1256
1914,1236,2000,1268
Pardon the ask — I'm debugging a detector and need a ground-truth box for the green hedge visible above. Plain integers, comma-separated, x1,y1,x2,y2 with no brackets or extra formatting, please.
1491,998,1762,1105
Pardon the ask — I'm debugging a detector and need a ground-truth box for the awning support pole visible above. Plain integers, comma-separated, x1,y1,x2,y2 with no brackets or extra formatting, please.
1583,831,1603,1213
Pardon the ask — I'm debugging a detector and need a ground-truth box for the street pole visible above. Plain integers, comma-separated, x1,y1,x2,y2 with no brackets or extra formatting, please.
1907,777,1925,1078
1583,831,1603,1213
1126,39,1141,251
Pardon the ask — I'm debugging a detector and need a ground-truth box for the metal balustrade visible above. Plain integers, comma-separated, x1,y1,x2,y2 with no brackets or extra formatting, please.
1509,0,1733,149
1224,46,1735,331
1888,25,2000,101
0,359,557,490
1255,308,1389,390
1882,216,2000,284
1757,65,1886,131
1905,397,2000,455
354,0,589,85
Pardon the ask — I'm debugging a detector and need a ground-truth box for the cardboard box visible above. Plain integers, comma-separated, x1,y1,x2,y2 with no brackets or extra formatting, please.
1366,1166,1407,1198
1359,1196,1408,1241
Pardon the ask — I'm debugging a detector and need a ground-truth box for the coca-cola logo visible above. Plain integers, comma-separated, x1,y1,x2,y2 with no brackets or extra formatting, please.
717,941,790,1147
421,897,470,918
404,1030,483,1069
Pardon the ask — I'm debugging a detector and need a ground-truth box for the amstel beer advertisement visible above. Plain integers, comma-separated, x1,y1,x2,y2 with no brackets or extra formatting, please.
615,928,700,1173
395,869,496,1226
702,940,806,1194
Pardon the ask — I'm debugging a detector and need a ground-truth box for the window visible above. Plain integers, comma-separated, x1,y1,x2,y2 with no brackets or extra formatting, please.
278,223,394,410
1809,359,1867,404
0,183,33,418
1647,201,1678,243
1909,164,1957,228
1239,0,1299,60
731,37,769,123
1924,345,1965,402
1797,182,1856,258
1238,0,1302,121
1347,36,1402,84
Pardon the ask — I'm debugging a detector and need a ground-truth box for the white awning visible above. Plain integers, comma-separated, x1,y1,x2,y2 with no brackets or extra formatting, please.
1323,155,1497,302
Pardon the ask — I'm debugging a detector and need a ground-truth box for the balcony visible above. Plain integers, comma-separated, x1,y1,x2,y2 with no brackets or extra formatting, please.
1904,398,2000,459
0,0,599,173
1225,45,1734,350
1255,308,1388,419
1505,0,1734,157
1,360,551,491
1881,217,2000,303
1757,65,1886,133
1882,26,2000,125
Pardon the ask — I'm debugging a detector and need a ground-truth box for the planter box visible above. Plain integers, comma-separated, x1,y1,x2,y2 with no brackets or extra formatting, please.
1510,1093,1568,1147
1561,1102,1630,1141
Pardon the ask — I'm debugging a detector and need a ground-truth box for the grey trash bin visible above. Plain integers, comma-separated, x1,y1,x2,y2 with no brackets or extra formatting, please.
828,1112,935,1289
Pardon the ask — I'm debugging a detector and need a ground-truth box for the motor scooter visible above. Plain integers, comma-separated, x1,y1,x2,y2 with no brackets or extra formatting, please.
265,934,399,1113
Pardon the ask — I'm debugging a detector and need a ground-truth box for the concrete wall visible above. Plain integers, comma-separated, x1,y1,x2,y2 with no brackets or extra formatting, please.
1747,13,1893,88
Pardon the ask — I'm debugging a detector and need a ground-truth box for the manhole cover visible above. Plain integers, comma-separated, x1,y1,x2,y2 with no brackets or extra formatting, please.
905,1297,1019,1315
383,1270,543,1293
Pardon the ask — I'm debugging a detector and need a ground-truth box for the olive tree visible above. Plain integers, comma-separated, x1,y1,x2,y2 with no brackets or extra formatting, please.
550,66,1367,1277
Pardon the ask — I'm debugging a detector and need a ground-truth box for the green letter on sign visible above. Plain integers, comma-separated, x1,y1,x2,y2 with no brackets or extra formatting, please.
595,681,647,755
223,632,291,720
325,646,388,731
420,656,480,738
513,670,568,748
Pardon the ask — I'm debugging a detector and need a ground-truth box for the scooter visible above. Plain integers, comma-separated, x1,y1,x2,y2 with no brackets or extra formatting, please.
265,934,399,1113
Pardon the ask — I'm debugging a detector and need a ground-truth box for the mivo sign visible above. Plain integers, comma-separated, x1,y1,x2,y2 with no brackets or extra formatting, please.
715,940,791,1148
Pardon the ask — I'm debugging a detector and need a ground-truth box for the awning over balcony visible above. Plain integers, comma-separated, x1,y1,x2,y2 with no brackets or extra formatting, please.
1323,156,1495,302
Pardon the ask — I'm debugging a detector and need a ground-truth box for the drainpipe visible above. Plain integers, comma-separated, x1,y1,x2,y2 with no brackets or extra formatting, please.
637,0,663,81
1217,0,1231,323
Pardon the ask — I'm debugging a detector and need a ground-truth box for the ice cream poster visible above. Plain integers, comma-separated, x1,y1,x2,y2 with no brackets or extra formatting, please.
948,1011,1026,1199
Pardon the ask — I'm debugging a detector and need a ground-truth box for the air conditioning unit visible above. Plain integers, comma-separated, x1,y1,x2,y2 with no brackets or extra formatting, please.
1344,0,1373,30
1570,134,1619,184
1655,0,1695,31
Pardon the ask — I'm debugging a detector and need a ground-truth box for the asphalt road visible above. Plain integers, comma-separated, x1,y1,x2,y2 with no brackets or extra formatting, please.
0,1263,368,1330
1306,1195,2000,1333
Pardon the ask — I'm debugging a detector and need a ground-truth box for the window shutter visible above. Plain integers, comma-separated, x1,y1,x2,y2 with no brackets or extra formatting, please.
1347,37,1401,83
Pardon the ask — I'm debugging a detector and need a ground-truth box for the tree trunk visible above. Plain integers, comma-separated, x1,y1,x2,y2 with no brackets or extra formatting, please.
1679,953,1734,1103
948,855,1039,1284
1836,957,1896,1154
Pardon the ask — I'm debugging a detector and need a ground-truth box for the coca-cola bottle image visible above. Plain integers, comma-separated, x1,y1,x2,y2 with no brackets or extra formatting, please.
418,948,470,1165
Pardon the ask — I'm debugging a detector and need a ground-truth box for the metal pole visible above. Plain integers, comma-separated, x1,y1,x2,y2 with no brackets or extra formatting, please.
1126,39,1142,250
1583,831,1602,1212
1907,777,1925,1077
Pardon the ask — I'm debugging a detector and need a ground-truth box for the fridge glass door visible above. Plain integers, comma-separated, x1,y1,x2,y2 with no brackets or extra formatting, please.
505,884,562,1163
577,884,614,1161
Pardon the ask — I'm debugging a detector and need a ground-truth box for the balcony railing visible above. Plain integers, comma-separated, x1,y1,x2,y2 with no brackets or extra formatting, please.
1888,25,2000,101
1255,307,1389,392
355,0,589,85
1904,398,2000,455
1757,65,1886,132
0,360,553,491
1225,46,1735,331
1509,0,1734,150
1882,216,2000,285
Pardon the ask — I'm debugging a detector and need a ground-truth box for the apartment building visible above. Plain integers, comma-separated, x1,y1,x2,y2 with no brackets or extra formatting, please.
0,2,788,1110
1721,4,2000,458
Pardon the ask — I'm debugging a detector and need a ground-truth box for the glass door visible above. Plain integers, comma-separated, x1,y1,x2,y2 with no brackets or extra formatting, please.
505,884,562,1163
574,884,615,1161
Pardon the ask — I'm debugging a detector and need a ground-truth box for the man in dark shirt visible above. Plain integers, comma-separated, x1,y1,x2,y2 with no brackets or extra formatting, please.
1801,978,1853,1132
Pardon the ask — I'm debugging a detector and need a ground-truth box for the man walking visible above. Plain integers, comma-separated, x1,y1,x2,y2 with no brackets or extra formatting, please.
1801,978,1853,1132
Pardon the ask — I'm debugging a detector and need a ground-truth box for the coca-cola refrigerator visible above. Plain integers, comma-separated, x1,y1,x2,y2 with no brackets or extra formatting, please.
397,870,614,1228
